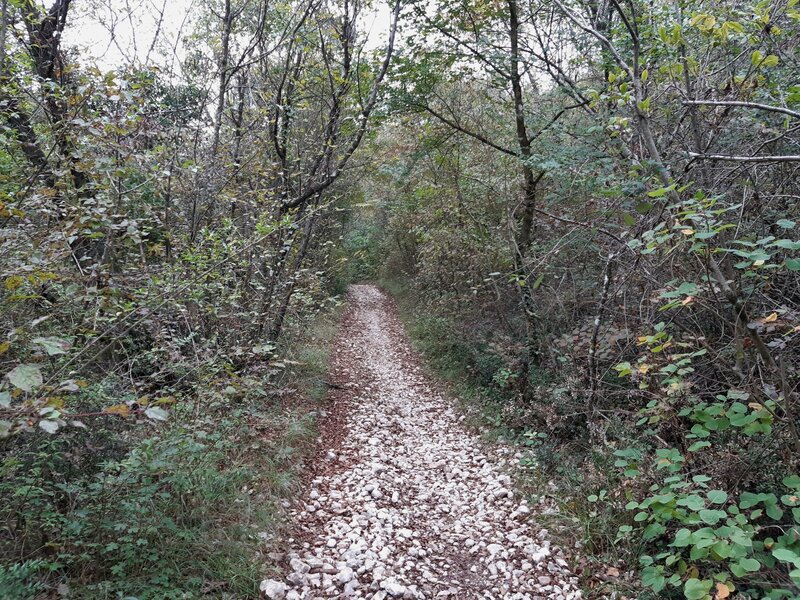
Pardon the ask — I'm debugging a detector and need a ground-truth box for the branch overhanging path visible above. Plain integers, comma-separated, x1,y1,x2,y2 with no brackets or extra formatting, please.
260,285,582,600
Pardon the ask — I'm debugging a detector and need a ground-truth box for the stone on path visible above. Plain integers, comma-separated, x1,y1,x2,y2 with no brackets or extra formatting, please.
260,578,287,599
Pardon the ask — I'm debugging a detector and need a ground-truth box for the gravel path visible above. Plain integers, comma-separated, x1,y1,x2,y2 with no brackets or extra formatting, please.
261,285,582,600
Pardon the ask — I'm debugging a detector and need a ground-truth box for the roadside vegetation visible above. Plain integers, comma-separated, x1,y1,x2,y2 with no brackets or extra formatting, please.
0,309,339,599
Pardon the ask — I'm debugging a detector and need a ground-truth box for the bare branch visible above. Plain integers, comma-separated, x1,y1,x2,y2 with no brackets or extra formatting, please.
682,100,800,119
688,152,800,163
416,103,519,157
551,0,633,79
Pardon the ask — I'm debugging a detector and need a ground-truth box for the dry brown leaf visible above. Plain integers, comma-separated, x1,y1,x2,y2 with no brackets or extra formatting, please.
716,582,731,599
606,566,620,577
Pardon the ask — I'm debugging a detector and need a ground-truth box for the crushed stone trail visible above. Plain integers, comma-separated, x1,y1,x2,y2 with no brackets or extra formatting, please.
262,285,582,600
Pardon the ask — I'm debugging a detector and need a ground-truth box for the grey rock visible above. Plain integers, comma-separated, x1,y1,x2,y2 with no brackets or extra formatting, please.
259,579,287,599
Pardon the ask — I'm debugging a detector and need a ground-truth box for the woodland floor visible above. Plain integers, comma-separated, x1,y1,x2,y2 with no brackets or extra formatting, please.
260,285,583,600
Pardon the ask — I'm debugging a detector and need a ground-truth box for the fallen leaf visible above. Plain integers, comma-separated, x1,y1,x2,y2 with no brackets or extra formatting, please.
104,404,130,417
716,582,731,599
6,363,43,392
33,336,71,356
606,566,620,577
145,406,168,421
39,419,59,433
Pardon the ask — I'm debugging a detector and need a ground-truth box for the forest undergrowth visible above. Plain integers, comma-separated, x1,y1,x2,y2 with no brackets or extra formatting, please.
0,309,339,599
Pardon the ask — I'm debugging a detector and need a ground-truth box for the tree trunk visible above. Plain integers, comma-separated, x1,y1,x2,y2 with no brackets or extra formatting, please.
508,0,543,382
211,0,232,158
269,211,318,342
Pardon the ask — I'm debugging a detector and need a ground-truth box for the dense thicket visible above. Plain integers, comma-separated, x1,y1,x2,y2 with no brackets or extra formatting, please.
358,0,800,598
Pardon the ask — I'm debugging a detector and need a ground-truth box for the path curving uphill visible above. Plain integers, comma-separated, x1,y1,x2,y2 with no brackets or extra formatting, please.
261,285,582,600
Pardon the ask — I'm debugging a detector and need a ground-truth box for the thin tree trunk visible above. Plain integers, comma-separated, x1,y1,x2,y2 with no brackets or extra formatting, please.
508,0,543,380
269,211,318,342
0,0,8,71
211,0,232,158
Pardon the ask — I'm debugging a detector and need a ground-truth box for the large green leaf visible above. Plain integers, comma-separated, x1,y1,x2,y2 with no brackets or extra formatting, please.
684,577,712,599
32,336,71,356
5,364,43,392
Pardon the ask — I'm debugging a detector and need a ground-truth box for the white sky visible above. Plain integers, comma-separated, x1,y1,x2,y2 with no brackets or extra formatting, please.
63,0,394,73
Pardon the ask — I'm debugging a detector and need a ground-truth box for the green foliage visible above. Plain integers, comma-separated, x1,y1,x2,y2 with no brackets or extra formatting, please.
617,472,800,599
1,429,251,596
0,560,47,600
0,312,334,596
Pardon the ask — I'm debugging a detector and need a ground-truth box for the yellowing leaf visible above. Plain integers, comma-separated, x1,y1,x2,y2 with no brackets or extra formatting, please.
104,404,130,417
0,342,10,355
47,396,65,409
764,312,778,323
4,276,24,291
